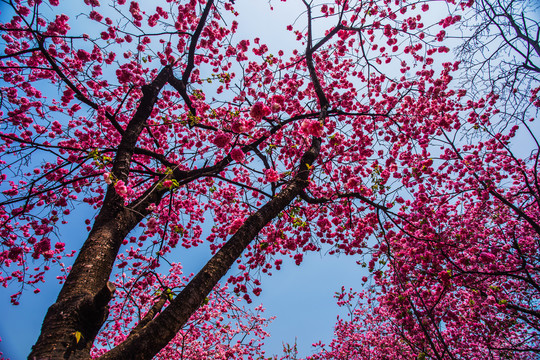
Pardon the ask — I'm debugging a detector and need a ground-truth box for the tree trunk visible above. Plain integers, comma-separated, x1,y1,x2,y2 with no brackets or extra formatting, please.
29,199,144,359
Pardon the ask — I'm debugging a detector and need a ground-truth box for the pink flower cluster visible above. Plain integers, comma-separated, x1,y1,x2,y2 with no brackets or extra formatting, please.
300,119,324,137
229,218,244,234
114,180,128,197
249,102,270,120
230,148,245,163
103,172,113,184
264,169,279,182
270,95,285,113
231,119,255,133
212,131,231,148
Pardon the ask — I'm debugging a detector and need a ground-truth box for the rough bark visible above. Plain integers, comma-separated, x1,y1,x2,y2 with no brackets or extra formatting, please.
29,206,141,359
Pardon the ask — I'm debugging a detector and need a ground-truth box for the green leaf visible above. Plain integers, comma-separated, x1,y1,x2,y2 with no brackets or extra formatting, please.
74,331,82,344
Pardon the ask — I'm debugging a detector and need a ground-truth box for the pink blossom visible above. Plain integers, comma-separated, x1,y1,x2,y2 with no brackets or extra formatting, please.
231,119,255,133
103,172,112,184
229,218,244,234
242,119,255,132
114,180,128,196
230,148,245,162
264,169,279,182
231,121,244,133
77,49,91,62
146,217,158,232
8,246,23,261
33,239,51,259
300,119,324,137
271,94,285,105
3,3,537,358
212,131,230,148
346,177,360,189
271,103,281,113
249,102,270,120
18,6,30,16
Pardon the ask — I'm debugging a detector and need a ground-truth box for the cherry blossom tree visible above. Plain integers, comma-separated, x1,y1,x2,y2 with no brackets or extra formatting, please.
1,0,538,359
310,1,540,358
457,0,539,103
